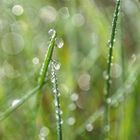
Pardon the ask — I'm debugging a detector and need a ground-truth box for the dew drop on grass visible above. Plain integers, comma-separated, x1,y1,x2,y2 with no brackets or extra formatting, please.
39,126,50,137
53,88,57,94
55,38,64,48
54,99,58,106
11,99,20,107
56,114,59,120
54,62,61,70
60,120,63,124
57,92,60,97
56,108,61,114
71,93,79,101
68,103,76,111
106,98,112,104
113,39,116,43
32,57,39,65
59,7,70,19
48,29,56,36
103,71,109,80
67,117,76,125
86,123,94,132
51,77,55,83
104,125,110,133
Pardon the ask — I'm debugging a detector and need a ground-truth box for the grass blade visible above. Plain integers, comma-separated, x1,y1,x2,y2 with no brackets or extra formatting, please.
51,60,63,140
104,0,121,139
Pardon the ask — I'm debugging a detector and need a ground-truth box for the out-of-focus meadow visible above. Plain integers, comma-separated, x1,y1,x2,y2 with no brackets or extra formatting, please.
0,0,140,140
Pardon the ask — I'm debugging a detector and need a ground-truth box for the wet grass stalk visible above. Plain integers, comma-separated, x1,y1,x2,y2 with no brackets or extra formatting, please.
104,0,121,139
36,29,57,110
51,60,63,140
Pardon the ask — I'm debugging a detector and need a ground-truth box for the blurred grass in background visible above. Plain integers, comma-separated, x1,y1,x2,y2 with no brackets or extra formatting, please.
0,0,140,140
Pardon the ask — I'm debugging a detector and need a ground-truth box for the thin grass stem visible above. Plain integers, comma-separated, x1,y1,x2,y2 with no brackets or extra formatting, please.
51,60,63,140
104,0,121,139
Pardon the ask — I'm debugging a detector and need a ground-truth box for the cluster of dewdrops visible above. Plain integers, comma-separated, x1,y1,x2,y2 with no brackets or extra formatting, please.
51,60,63,126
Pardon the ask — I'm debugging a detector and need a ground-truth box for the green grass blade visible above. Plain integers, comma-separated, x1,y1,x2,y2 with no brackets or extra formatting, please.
51,60,63,140
104,0,121,139
36,29,57,111
38,29,57,88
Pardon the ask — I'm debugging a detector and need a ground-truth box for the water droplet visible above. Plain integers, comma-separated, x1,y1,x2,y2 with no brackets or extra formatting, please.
67,117,76,125
32,57,39,65
106,98,112,104
39,126,50,137
72,13,85,27
55,38,64,48
1,32,24,55
54,63,61,70
54,99,58,106
53,88,57,94
77,73,90,91
60,120,63,124
59,7,70,19
109,43,112,48
103,71,109,80
48,29,56,36
60,110,63,115
12,5,24,16
68,103,76,111
56,114,59,120
71,93,79,101
51,78,55,83
39,6,57,24
86,123,94,132
113,39,116,42
104,125,110,132
57,92,60,97
11,99,20,107
56,108,62,114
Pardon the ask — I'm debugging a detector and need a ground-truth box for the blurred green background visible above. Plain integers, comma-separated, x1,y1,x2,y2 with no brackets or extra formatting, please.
0,0,140,140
